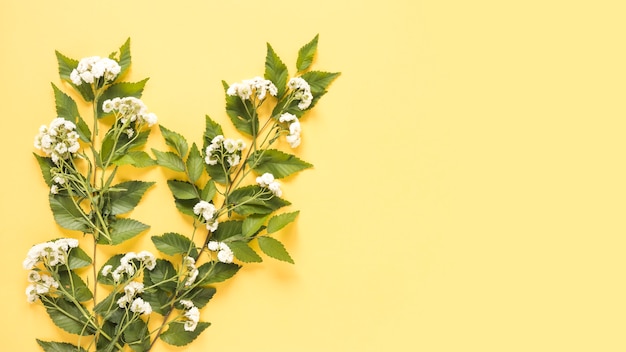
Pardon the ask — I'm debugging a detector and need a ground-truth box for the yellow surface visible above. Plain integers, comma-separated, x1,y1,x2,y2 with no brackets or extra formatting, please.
1,0,626,351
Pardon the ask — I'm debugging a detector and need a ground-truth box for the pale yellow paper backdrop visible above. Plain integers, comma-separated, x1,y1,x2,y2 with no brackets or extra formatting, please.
1,0,626,351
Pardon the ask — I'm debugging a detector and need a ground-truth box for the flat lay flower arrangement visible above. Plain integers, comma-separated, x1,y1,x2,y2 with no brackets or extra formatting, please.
24,36,339,351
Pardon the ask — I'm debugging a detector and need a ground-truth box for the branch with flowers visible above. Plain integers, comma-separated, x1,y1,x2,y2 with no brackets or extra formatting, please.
24,36,338,351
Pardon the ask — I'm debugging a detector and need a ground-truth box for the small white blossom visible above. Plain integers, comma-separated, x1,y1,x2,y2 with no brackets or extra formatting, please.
70,56,121,86
256,173,275,187
288,77,313,110
183,307,200,332
227,77,277,101
101,265,113,276
130,298,152,315
34,117,81,166
193,201,216,222
207,241,234,264
207,241,219,251
180,300,195,309
101,97,157,128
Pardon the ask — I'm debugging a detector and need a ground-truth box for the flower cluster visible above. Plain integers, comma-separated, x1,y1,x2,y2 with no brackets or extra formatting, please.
227,76,278,101
23,238,79,270
256,173,282,197
279,113,302,148
34,118,81,165
70,56,121,86
25,272,59,303
116,281,152,315
288,77,313,110
180,300,200,332
204,135,246,169
193,200,219,232
207,241,234,264
182,256,199,287
102,97,158,128
101,251,157,283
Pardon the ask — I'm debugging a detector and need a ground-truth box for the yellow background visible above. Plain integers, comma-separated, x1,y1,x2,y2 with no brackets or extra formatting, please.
1,0,626,351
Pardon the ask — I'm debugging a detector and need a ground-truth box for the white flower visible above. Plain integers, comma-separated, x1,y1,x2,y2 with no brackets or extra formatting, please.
268,181,282,197
50,185,59,194
217,243,234,264
130,298,152,315
34,117,81,165
180,300,195,309
256,173,275,187
27,271,41,283
71,56,121,86
123,282,144,297
286,134,301,148
206,219,219,232
183,307,200,331
101,265,113,276
279,113,297,123
207,241,219,251
227,77,277,101
193,201,216,222
226,154,240,167
25,285,38,303
288,77,313,110
137,250,157,270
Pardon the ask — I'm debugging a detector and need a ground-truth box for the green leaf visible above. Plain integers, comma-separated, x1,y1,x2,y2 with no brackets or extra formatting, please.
228,241,262,263
107,218,149,245
152,149,186,172
211,220,243,242
49,195,91,232
124,319,150,352
67,246,92,270
33,153,54,186
160,322,210,347
257,236,294,264
196,261,240,285
167,180,199,200
43,297,95,335
296,34,319,72
142,287,171,316
242,214,270,237
249,149,313,179
173,198,197,217
51,83,92,142
97,79,149,118
37,340,86,352
55,51,94,102
117,38,132,77
108,181,155,215
160,125,189,157
228,185,291,216
223,81,257,136
186,286,217,308
152,232,198,257
58,271,93,302
205,162,229,185
265,43,289,98
100,129,150,166
186,143,204,183
203,115,224,149
267,211,300,234
200,179,216,202
112,151,156,168
93,291,124,321
144,259,177,293
299,70,341,111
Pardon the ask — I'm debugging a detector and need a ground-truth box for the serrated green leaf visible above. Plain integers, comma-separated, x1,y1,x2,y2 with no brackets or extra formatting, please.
117,38,132,77
228,185,291,216
186,143,204,183
67,246,92,270
152,149,186,172
205,162,229,185
257,236,294,263
242,214,270,237
296,34,319,72
112,151,156,167
37,340,87,352
49,195,91,232
107,218,149,245
228,241,262,263
34,153,54,186
167,180,199,200
186,286,217,309
160,125,188,158
174,198,197,217
249,149,313,179
55,51,95,102
58,270,93,302
142,287,171,316
211,220,243,242
203,115,224,149
152,232,198,257
43,297,95,335
124,319,150,352
52,84,91,142
265,43,289,98
200,179,216,202
161,321,210,347
108,181,155,215
100,129,150,167
196,262,240,285
267,211,300,234
223,81,257,136
97,79,149,118
299,70,340,111
145,259,177,293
